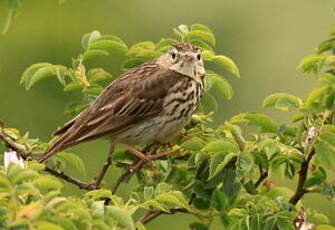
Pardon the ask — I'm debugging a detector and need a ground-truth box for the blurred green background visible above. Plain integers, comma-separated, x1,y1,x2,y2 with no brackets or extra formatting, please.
1,0,335,229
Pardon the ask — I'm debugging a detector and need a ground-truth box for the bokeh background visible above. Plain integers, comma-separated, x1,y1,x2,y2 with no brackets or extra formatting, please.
1,0,335,229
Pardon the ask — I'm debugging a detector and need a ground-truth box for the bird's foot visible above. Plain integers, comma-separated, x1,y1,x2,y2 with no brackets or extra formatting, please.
125,148,176,172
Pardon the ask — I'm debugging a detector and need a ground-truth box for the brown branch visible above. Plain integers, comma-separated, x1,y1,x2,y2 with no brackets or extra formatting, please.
138,208,189,225
0,129,95,190
90,149,113,190
255,169,268,188
289,149,315,205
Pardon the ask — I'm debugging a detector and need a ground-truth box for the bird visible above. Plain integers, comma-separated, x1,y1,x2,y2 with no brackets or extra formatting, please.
38,43,206,164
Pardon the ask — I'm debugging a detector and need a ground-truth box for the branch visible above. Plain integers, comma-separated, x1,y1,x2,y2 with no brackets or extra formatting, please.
0,129,94,190
289,149,315,205
138,208,189,225
255,168,268,188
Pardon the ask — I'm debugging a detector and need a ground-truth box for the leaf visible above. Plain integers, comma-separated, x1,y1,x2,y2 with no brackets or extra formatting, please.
201,93,218,111
82,30,101,50
155,38,178,52
87,68,112,82
189,39,214,52
141,199,169,212
88,40,128,56
189,222,210,230
230,113,278,133
262,93,302,111
202,140,239,153
21,63,53,89
315,125,335,168
37,222,64,230
209,152,236,180
185,30,216,46
56,152,86,175
122,58,146,70
50,217,78,230
82,49,109,61
144,186,154,200
108,206,135,230
127,41,157,58
207,72,233,99
298,55,326,75
33,175,63,190
154,183,171,196
209,55,240,77
155,191,190,209
181,138,205,151
317,38,335,54
191,24,213,33
13,169,38,184
85,189,113,200
304,167,326,188
317,225,335,230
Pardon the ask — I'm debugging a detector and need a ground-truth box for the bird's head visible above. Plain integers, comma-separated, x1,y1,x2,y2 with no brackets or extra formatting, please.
158,43,205,79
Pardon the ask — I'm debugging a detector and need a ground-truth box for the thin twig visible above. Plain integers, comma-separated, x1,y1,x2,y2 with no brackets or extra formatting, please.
45,167,94,190
91,148,114,190
255,169,268,188
0,129,94,190
138,208,189,225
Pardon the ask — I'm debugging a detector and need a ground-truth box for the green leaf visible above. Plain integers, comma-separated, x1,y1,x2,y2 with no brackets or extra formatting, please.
155,38,178,52
317,38,335,54
37,222,64,230
50,217,78,230
317,225,335,230
127,41,158,58
209,152,236,180
56,152,86,175
207,72,233,99
230,113,278,133
298,55,326,75
181,137,205,151
88,40,128,56
201,93,218,111
0,174,11,191
154,183,171,196
185,30,216,46
87,68,112,82
13,169,38,184
262,93,302,111
144,186,154,200
33,175,63,190
191,24,213,33
107,206,135,230
304,167,326,188
123,58,146,70
209,55,240,77
82,30,101,50
85,189,113,200
155,191,190,209
189,222,209,230
202,140,239,153
316,125,335,168
21,63,53,89
189,39,214,52
141,199,169,212
82,49,109,61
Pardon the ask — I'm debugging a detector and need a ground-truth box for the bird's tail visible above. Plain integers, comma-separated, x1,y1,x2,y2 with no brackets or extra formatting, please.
38,137,72,163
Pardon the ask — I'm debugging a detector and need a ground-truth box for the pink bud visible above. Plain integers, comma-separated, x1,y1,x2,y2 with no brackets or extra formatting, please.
4,151,25,170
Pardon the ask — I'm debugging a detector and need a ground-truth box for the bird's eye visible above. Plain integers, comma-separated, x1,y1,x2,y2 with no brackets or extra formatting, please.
171,52,176,59
196,54,201,60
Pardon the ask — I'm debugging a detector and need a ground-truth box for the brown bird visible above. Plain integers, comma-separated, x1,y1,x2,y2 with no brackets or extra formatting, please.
38,43,205,164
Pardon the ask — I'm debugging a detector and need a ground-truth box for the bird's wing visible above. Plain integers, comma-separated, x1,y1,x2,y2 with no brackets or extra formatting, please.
39,63,185,162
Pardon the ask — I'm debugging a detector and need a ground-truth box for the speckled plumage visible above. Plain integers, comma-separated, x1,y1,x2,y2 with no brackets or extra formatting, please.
39,43,205,163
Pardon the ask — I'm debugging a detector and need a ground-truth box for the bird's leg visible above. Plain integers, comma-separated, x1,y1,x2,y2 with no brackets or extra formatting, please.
120,143,151,161
91,144,114,189
121,143,175,172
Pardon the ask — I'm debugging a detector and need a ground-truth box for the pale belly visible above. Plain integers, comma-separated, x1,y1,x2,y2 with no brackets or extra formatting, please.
113,115,189,145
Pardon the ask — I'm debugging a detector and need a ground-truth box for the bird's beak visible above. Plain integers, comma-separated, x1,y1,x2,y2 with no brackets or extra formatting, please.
183,54,194,63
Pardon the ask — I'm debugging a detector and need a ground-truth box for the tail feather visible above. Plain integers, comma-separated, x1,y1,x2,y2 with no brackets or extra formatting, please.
38,137,73,163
